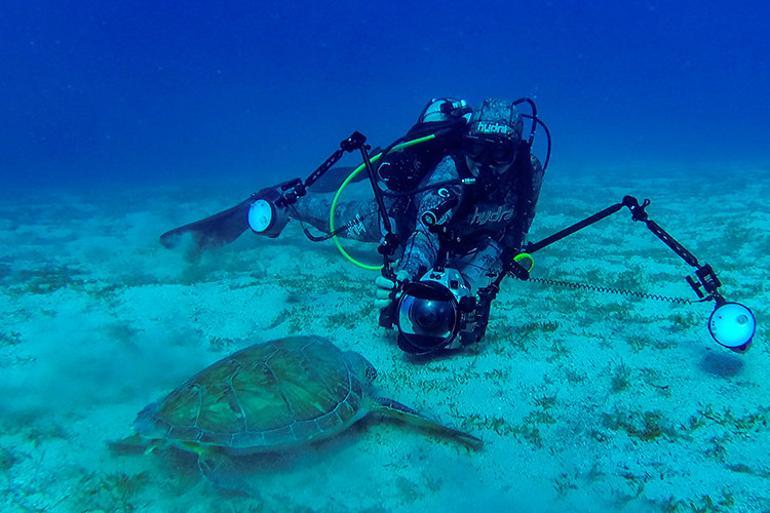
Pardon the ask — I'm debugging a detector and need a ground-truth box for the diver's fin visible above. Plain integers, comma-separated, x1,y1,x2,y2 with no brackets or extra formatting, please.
373,397,483,450
160,155,381,250
160,196,254,250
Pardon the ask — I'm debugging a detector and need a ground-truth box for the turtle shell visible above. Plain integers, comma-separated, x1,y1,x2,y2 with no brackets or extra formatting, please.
136,336,376,452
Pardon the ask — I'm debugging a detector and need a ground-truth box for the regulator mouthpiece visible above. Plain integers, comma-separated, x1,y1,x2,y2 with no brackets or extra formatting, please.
708,302,756,352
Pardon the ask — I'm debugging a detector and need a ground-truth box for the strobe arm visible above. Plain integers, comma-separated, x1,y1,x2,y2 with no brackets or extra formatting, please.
620,196,723,303
278,132,367,207
522,195,723,302
518,195,755,351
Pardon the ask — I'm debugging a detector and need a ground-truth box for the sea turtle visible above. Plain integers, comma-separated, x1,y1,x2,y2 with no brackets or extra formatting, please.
114,336,481,488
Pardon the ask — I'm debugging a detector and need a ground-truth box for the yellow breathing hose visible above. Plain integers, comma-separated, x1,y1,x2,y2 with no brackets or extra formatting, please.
329,135,436,270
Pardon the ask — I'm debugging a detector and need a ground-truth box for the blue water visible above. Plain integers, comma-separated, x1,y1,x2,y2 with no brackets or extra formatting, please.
1,2,769,513
2,0,768,188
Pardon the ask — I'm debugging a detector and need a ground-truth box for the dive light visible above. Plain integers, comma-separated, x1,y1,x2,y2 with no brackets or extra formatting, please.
247,198,288,238
708,302,756,352
685,265,756,352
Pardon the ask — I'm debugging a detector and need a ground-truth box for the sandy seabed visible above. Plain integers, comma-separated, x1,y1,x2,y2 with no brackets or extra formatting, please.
1,165,768,513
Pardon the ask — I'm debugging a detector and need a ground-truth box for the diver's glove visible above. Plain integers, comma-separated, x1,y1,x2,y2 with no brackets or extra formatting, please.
374,270,411,309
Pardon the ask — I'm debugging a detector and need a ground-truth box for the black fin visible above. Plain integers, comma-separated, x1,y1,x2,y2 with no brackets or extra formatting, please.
160,196,253,250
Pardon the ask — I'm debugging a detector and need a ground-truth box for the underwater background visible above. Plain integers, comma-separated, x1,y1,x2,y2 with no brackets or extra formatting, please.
1,1,769,512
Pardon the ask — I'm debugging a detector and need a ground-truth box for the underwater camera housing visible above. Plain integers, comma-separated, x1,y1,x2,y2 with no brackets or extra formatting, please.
392,268,488,355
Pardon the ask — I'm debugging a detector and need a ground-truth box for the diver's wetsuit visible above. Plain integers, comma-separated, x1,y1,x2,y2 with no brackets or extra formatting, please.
398,152,543,289
290,149,544,294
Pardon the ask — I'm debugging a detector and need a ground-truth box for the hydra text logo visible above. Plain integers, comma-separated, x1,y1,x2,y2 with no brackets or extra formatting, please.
469,206,513,225
476,122,513,136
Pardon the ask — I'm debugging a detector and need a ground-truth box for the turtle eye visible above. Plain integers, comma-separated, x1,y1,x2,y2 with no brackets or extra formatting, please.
366,367,378,382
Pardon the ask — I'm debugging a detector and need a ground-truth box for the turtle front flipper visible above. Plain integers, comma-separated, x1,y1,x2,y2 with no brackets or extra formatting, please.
373,397,483,450
195,449,259,497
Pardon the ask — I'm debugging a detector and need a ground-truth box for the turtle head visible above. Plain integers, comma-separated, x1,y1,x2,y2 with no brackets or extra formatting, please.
344,351,377,384
108,402,169,455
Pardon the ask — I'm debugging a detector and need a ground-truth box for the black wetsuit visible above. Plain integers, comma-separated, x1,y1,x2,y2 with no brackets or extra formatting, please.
292,148,544,293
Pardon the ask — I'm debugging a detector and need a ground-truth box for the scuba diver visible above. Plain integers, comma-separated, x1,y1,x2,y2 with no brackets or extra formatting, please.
163,97,544,354
298,97,543,354
370,97,545,353
160,97,756,357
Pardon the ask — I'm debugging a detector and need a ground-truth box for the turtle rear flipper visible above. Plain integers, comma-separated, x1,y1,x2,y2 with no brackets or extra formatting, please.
374,397,483,450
